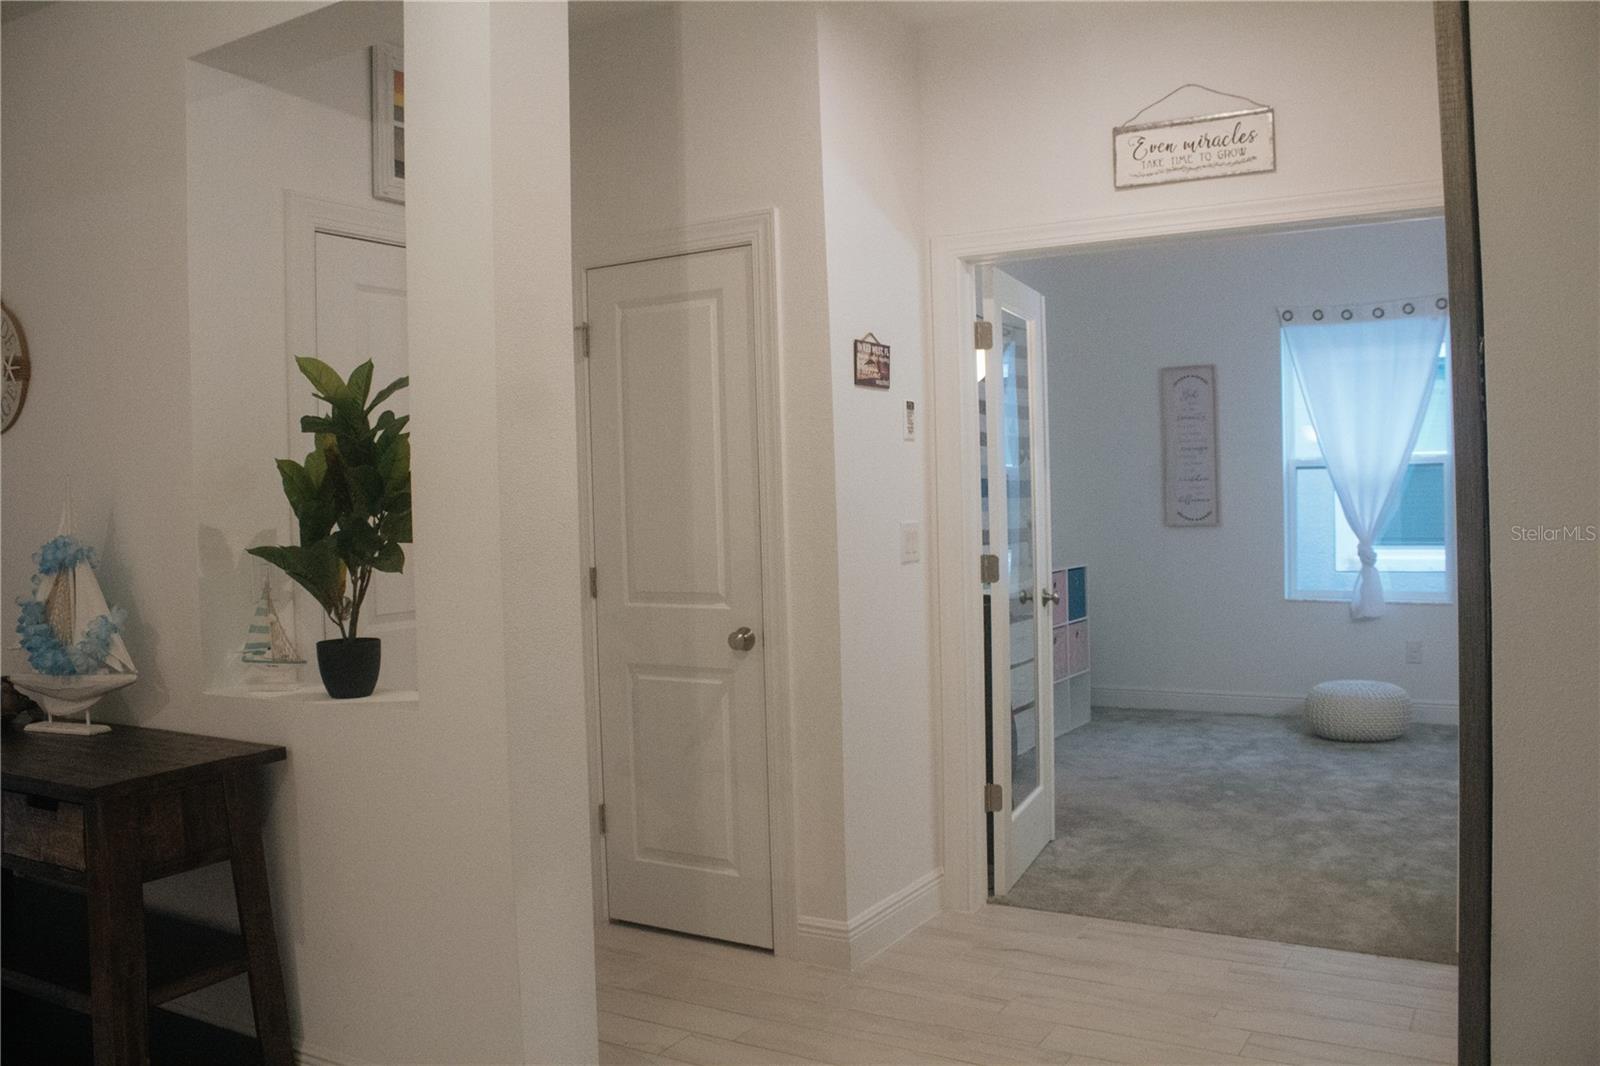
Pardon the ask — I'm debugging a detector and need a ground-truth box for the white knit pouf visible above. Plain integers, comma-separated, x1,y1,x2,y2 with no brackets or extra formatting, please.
1306,680,1411,742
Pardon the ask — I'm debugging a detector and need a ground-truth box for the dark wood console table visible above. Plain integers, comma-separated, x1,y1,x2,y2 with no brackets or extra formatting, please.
2,726,291,1065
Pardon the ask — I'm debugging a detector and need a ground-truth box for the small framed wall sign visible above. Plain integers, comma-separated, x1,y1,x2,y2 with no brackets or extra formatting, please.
853,333,891,388
1160,364,1220,526
1113,85,1274,189
371,44,405,204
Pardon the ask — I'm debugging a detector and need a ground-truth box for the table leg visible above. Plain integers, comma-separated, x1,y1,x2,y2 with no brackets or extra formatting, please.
85,798,147,1066
223,771,294,1066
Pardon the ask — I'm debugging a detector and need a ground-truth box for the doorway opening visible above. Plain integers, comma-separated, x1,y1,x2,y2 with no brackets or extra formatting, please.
975,218,1461,967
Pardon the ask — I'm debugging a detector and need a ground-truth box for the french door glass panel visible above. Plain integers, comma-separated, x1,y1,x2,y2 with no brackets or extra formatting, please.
1002,310,1042,807
981,267,1055,895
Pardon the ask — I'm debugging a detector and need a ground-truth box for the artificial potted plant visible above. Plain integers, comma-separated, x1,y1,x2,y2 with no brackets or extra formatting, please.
250,357,411,699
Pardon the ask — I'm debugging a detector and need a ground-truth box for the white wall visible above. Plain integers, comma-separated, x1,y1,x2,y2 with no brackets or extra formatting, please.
406,4,597,1058
1471,4,1600,1061
918,1,1444,238
817,5,941,930
569,2,852,934
1,0,319,738
1006,218,1460,718
3,4,596,1062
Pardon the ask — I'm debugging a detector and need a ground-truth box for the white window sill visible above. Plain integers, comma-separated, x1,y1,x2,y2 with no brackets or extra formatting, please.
204,685,420,707
1286,593,1455,607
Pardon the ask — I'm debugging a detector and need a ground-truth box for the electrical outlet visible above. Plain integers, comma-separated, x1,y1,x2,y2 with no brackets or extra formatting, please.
900,522,920,564
1405,640,1424,665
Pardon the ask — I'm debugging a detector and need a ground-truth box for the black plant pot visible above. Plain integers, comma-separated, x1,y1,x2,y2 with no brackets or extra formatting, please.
316,638,382,699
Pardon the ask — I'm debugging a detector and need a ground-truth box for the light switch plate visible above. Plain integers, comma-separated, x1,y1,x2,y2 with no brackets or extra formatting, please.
900,521,920,564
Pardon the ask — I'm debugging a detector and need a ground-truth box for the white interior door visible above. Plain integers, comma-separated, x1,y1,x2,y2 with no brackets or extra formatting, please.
586,245,774,949
311,231,415,690
981,266,1056,895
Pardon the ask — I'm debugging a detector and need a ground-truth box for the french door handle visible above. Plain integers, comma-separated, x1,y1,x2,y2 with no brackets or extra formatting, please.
728,627,757,652
1017,589,1033,605
1040,588,1061,605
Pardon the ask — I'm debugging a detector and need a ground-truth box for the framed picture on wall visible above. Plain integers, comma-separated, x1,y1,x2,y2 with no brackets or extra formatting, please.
1160,364,1220,526
370,44,405,204
853,334,891,388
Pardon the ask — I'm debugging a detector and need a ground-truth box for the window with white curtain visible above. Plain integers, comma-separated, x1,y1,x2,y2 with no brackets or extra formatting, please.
1282,324,1455,605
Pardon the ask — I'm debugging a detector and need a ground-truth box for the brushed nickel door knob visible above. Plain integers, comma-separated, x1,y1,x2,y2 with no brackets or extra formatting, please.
728,627,757,652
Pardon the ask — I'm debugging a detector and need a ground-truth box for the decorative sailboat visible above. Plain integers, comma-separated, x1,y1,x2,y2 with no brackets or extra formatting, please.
240,580,304,689
11,504,136,735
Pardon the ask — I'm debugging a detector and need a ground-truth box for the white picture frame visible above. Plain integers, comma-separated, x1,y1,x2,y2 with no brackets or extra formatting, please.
1160,364,1220,526
370,44,404,205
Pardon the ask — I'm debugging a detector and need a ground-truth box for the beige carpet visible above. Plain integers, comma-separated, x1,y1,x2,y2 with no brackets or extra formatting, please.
997,707,1459,963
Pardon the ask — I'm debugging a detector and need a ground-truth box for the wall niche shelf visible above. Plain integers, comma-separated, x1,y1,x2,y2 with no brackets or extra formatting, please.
205,685,420,708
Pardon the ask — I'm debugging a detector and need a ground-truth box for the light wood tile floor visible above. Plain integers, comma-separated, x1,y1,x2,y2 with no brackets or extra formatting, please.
595,906,1458,1066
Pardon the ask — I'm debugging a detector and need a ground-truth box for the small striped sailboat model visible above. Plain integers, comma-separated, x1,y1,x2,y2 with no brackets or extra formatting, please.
240,580,304,690
11,503,137,735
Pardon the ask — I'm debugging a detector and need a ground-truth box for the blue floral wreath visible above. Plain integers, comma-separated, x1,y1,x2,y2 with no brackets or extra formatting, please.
15,535,127,677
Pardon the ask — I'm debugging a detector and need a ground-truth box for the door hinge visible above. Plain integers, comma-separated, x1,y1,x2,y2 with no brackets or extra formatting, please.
598,803,607,834
576,322,591,359
979,553,1000,584
974,319,994,351
984,783,1003,813
589,566,598,598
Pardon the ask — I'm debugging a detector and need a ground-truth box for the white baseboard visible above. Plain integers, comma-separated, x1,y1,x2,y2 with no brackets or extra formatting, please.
794,868,943,969
161,1000,360,1066
293,1050,360,1066
1091,685,1459,726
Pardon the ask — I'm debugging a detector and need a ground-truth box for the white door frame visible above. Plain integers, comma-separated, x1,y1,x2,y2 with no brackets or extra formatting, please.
930,182,1445,912
574,209,800,958
283,192,407,656
285,191,407,374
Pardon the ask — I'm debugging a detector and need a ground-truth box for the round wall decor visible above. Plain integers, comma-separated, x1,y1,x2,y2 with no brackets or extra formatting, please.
3,302,30,433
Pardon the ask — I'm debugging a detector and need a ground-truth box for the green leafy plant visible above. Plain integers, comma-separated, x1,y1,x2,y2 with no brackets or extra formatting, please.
249,357,411,641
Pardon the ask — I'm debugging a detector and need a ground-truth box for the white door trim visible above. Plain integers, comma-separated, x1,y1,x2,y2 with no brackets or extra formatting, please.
285,191,406,396
575,209,800,958
930,180,1445,912
282,191,407,655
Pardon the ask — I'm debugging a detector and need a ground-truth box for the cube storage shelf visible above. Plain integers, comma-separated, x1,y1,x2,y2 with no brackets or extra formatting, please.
1052,564,1091,734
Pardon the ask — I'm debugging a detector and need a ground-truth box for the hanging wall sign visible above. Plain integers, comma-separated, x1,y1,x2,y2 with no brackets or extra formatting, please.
853,333,891,389
1160,364,1220,527
1114,84,1275,189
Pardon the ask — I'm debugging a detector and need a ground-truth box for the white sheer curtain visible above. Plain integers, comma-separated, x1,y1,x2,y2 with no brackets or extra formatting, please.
1282,298,1449,619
